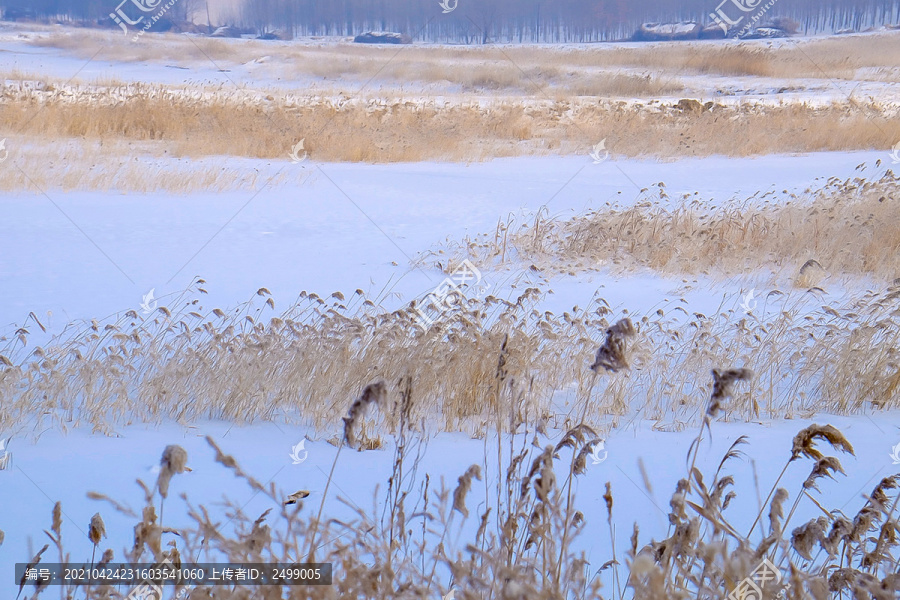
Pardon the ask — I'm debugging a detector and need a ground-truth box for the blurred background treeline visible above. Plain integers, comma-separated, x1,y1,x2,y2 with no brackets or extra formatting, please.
2,0,899,41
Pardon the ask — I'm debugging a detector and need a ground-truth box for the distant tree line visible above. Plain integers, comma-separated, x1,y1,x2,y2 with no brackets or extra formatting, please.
3,0,900,41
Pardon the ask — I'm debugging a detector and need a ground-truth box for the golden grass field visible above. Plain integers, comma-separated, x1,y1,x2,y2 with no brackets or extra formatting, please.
1,27,900,191
1,80,898,182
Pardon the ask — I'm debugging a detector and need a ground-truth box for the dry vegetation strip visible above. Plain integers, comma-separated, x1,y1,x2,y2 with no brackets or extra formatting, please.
1,82,898,167
0,136,300,192
2,270,899,438
26,27,900,81
15,389,900,599
437,171,900,282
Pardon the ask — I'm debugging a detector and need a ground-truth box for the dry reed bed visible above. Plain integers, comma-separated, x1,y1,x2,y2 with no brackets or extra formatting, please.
435,171,900,282
15,376,900,599
1,80,899,164
0,135,299,192
1,270,899,438
25,27,900,81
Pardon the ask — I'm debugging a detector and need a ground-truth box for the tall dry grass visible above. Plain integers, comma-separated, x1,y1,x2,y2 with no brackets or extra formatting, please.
1,79,898,167
2,267,900,439
16,366,900,599
0,135,302,192
434,170,900,283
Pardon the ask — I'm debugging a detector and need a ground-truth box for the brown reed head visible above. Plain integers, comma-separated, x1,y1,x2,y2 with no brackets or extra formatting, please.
342,381,387,449
156,445,189,499
591,318,636,373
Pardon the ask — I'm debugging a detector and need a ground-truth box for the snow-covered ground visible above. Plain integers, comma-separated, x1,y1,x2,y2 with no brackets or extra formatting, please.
0,151,885,336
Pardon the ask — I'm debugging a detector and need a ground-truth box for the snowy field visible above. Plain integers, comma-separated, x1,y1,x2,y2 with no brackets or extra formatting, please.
2,22,900,600
0,151,879,332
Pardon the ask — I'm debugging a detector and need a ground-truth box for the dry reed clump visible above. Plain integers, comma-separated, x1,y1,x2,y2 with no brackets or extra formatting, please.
707,367,753,418
438,171,900,283
628,418,900,600
21,445,192,599
591,318,636,374
17,373,900,600
34,374,614,600
2,272,900,437
2,78,900,167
